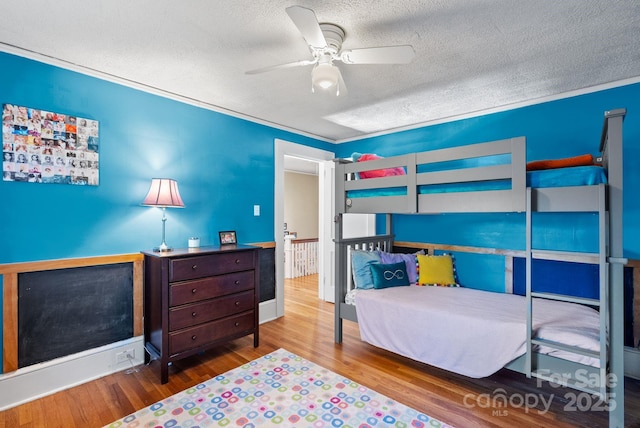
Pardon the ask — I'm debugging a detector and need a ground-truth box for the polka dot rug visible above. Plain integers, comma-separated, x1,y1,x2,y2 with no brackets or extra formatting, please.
105,348,452,428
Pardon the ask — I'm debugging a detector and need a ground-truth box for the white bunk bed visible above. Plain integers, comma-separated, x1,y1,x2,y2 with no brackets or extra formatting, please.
333,109,626,427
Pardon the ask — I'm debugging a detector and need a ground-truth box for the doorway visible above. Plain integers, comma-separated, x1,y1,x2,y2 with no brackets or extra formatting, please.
268,139,334,323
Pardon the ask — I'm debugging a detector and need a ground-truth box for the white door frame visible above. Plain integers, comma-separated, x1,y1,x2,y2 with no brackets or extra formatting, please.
319,160,335,302
267,139,334,322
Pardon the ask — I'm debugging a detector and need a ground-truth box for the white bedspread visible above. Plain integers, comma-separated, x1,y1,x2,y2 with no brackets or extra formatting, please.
354,285,601,378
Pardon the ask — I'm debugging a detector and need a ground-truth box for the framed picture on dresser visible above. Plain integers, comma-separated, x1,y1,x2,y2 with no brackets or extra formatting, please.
219,230,237,245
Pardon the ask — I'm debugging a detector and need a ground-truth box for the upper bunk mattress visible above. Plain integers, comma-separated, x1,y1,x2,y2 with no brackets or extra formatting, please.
347,165,606,198
354,285,600,378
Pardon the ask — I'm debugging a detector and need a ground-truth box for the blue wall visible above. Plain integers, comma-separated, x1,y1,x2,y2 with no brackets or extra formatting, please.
0,52,333,263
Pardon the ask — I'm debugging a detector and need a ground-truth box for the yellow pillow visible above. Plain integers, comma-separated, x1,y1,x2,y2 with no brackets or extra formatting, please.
417,254,459,287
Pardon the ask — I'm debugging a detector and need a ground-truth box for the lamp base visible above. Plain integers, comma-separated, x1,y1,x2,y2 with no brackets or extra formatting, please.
153,240,173,252
152,209,173,252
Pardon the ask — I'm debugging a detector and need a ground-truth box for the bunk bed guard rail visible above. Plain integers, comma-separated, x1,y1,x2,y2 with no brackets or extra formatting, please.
335,137,527,215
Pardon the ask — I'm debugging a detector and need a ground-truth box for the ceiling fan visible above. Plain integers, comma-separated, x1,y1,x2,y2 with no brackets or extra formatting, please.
246,5,415,96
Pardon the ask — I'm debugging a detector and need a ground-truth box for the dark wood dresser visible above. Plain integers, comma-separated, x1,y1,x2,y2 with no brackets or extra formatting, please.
142,245,259,383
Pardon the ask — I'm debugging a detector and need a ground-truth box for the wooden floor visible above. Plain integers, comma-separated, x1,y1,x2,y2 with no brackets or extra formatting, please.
2,274,640,427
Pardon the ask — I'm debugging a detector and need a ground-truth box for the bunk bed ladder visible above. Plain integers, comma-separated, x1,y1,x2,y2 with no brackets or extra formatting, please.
527,109,626,426
603,108,626,428
526,185,609,400
525,187,533,379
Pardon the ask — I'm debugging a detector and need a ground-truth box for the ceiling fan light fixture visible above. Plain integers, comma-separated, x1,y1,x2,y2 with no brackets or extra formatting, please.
312,62,339,91
246,6,412,97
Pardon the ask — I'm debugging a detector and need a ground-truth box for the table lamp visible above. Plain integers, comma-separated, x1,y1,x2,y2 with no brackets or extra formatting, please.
142,178,184,252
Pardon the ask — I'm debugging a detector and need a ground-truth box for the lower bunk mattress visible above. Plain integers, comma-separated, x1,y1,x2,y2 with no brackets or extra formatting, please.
352,285,601,378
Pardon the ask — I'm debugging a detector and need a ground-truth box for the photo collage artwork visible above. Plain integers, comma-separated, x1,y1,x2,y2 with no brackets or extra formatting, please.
2,104,99,185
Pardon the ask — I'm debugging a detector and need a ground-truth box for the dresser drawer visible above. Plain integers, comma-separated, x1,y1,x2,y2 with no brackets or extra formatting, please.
169,290,254,331
169,311,255,355
170,270,254,306
170,251,255,281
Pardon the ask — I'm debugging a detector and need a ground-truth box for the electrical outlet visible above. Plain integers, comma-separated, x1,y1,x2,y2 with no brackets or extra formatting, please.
115,348,135,364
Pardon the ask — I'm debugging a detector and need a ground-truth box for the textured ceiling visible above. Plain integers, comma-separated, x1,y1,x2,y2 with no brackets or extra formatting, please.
1,0,639,142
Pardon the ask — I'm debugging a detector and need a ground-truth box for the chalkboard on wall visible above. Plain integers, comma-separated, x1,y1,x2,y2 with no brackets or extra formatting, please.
259,248,276,302
18,263,133,368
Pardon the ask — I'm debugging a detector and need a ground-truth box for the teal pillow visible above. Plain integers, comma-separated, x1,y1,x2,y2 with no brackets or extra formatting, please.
371,261,410,289
351,250,381,289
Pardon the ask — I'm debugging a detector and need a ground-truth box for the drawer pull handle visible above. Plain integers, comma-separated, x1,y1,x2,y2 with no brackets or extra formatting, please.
191,335,197,341
235,322,240,327
235,259,240,264
235,301,240,306
235,280,240,285
192,265,198,270
192,312,197,317
191,288,197,294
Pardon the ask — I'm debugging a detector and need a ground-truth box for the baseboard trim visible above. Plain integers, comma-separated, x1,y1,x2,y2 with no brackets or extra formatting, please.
0,336,144,411
259,299,278,324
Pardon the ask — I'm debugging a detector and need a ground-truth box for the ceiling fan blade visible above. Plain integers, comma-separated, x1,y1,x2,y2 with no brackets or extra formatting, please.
285,5,327,49
245,59,316,75
340,45,415,65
